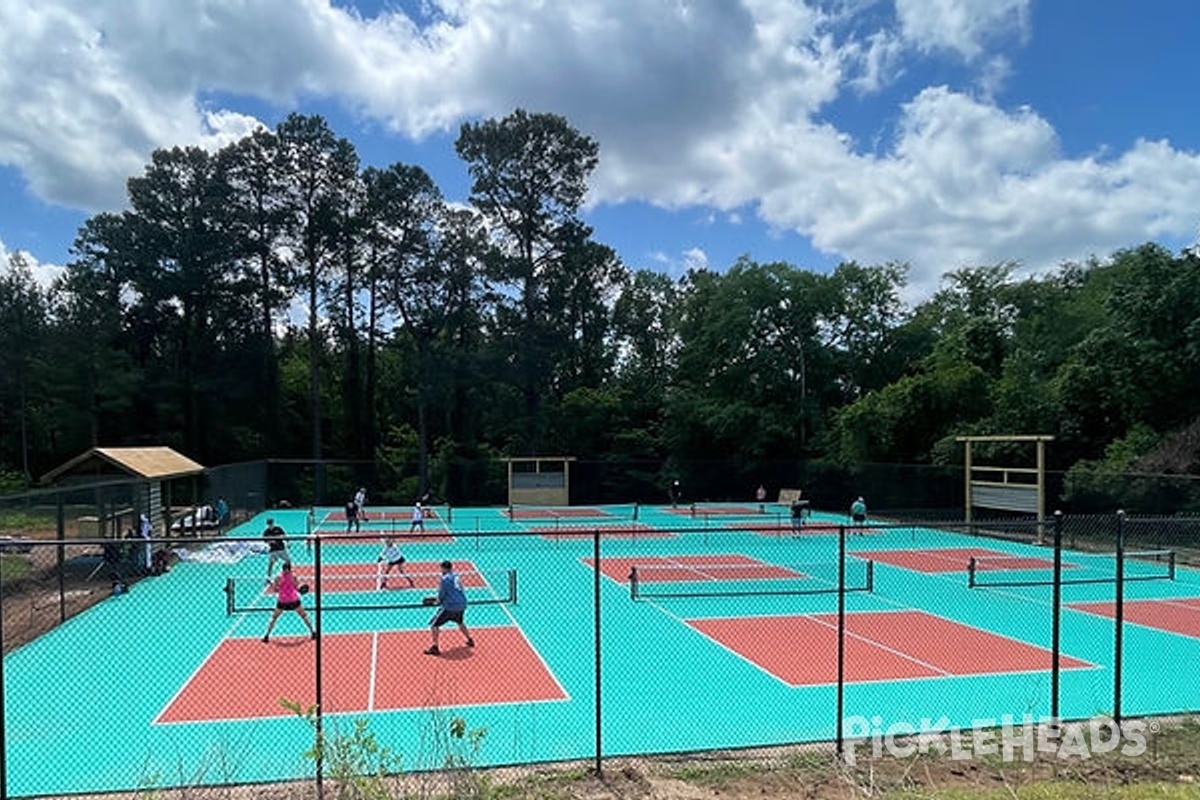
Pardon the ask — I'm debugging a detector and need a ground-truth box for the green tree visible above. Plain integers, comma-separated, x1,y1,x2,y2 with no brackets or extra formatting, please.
1052,244,1200,461
455,109,600,452
218,127,295,447
0,253,49,481
124,145,244,457
666,259,839,471
46,215,143,458
825,261,912,399
833,363,992,464
276,114,361,480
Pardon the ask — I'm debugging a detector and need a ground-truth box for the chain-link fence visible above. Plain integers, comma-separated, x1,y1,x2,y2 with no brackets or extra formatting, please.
2,498,1198,797
198,456,1200,519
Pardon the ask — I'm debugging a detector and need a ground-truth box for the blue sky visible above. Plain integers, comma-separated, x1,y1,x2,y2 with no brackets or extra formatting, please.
1,0,1198,302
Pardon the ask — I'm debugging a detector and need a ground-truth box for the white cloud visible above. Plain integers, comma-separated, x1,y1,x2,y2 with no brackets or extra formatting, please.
647,246,710,279
894,0,1030,61
0,0,1198,302
0,238,65,291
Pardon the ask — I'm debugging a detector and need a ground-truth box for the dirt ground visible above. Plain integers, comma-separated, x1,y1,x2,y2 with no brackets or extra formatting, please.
2,542,118,653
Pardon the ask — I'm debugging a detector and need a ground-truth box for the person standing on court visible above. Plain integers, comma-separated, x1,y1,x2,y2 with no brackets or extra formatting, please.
354,486,368,522
790,494,809,536
424,560,474,655
850,496,868,531
377,536,415,589
345,497,360,533
263,517,289,581
262,561,316,642
410,500,425,533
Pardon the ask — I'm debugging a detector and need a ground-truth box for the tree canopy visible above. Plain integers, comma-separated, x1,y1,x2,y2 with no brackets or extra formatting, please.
3,111,1199,511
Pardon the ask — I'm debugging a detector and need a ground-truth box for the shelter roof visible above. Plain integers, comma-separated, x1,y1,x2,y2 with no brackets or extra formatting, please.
41,447,205,484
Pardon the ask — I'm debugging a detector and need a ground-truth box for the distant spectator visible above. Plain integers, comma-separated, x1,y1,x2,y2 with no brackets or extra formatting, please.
138,514,153,572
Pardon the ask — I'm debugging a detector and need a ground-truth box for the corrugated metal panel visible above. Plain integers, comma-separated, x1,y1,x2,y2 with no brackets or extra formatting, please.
971,483,1038,513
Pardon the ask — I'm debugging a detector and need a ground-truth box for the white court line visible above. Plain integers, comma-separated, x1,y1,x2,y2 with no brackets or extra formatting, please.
367,631,380,712
802,612,955,677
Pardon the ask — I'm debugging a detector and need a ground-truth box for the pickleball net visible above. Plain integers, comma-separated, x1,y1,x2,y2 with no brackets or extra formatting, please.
224,568,517,614
628,558,874,599
967,549,1176,588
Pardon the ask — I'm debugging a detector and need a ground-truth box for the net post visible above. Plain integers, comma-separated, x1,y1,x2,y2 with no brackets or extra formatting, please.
224,577,234,615
1169,550,1176,580
447,504,453,524
632,502,639,522
629,567,639,600
509,569,518,604
967,557,977,588
866,559,874,593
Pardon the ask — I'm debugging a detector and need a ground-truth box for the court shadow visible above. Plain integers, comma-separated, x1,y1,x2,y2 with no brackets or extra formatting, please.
435,646,475,661
264,637,314,649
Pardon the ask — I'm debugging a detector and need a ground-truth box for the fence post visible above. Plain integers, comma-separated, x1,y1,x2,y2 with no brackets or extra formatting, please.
1,531,6,800
1050,510,1063,723
835,524,846,758
1113,509,1125,724
56,491,66,623
593,528,603,775
314,532,324,799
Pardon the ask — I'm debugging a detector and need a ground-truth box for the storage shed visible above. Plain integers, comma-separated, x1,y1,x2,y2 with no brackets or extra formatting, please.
40,447,206,536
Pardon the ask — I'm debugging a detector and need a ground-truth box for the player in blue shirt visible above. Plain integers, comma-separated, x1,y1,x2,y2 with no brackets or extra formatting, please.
424,560,474,655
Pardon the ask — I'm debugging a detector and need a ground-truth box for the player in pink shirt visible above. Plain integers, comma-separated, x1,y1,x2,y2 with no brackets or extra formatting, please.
262,561,316,643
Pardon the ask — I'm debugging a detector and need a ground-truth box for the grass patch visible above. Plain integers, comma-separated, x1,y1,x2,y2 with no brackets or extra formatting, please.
0,510,51,532
0,553,32,584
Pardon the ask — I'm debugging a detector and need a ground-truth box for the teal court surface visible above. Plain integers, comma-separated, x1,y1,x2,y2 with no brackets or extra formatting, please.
4,503,1200,795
